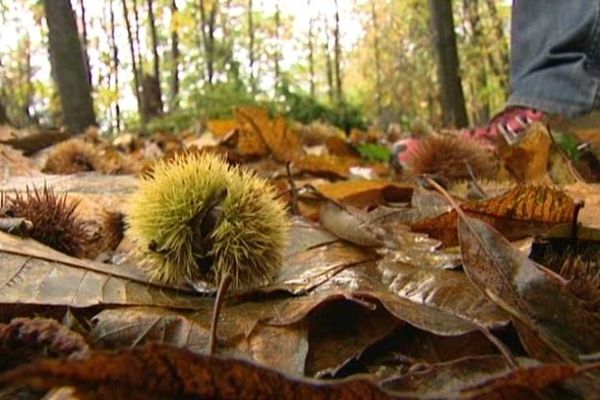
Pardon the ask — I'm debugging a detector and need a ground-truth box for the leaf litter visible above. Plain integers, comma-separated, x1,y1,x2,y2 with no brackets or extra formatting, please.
1,116,600,398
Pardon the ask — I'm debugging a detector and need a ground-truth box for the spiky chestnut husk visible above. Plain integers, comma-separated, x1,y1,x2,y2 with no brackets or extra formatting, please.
43,139,103,174
405,136,499,184
43,138,132,175
1,187,92,257
100,210,125,252
127,153,288,289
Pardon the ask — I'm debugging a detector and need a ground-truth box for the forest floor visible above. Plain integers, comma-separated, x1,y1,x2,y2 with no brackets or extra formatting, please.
0,108,599,399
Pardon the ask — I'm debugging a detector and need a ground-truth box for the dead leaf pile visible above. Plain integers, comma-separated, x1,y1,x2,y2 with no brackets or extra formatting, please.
1,116,600,399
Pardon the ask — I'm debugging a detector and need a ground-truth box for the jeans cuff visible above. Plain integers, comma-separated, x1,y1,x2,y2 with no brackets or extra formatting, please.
507,93,597,118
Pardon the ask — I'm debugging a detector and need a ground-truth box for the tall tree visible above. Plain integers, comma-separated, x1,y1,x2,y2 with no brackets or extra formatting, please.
43,0,96,133
170,0,180,110
199,0,218,86
463,0,489,123
78,0,92,85
146,0,163,114
121,0,144,125
108,0,121,131
332,0,343,103
0,96,8,125
371,0,383,115
273,1,281,87
428,0,468,128
483,0,509,95
247,0,256,92
307,0,316,97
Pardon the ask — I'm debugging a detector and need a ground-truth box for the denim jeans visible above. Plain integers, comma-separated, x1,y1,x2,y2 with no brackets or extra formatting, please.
508,0,600,117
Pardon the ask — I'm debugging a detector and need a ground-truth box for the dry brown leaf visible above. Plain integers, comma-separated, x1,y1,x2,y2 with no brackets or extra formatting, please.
319,201,385,247
91,303,307,376
261,116,303,162
0,144,40,177
305,301,400,377
270,258,508,337
497,122,552,182
564,181,600,229
206,119,239,137
0,231,206,310
234,107,270,158
324,136,359,157
459,215,600,362
0,343,392,400
382,355,595,399
411,185,576,246
269,241,377,295
234,106,304,162
294,154,354,179
316,180,413,208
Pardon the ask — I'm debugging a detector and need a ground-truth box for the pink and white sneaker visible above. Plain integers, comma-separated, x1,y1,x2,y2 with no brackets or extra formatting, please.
391,106,546,171
460,106,546,145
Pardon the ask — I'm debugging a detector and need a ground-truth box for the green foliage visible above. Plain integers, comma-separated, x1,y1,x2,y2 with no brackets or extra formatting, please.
356,143,391,162
145,109,198,134
554,131,582,161
277,82,367,133
189,81,262,120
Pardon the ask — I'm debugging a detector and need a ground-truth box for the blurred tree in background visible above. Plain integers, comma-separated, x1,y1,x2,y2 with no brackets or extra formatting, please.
0,0,511,134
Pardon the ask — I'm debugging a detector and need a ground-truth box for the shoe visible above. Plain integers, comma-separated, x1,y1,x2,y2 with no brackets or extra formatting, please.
461,106,545,145
391,106,545,173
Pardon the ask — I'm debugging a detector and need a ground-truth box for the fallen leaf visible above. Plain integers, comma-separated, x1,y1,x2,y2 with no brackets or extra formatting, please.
269,241,377,295
206,119,239,137
411,185,576,246
270,257,508,336
458,215,600,362
91,302,307,376
564,181,600,229
262,116,304,162
497,122,552,182
0,343,393,400
316,180,413,209
305,301,400,377
0,145,41,177
319,201,385,247
0,231,206,310
294,154,354,179
234,107,270,158
382,355,595,399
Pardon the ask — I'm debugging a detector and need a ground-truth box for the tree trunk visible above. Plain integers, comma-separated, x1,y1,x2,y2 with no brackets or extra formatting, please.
170,0,180,111
0,98,9,125
43,0,96,134
109,0,121,132
324,40,334,104
463,0,490,123
121,0,144,126
199,0,217,86
131,0,144,79
371,0,383,115
333,0,343,103
78,0,92,86
21,35,34,123
428,0,468,128
273,2,281,88
483,0,509,96
146,0,163,114
307,0,316,97
247,0,256,92
141,73,163,118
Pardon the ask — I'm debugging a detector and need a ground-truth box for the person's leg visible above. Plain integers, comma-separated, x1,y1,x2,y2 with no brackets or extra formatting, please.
509,0,600,117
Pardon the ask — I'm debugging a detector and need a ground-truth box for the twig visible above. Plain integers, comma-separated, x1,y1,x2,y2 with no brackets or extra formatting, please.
208,273,232,356
286,162,300,215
